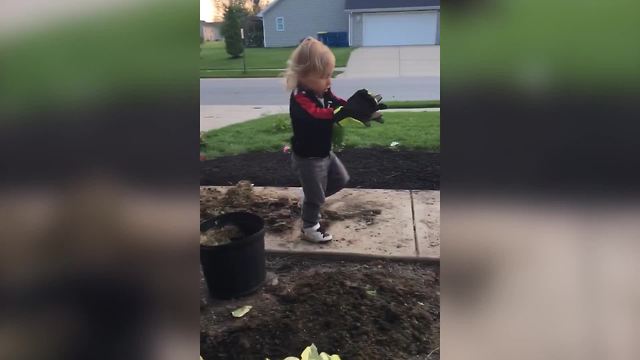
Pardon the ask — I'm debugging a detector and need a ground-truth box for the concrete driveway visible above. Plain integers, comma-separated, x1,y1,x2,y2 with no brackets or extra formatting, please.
339,45,440,78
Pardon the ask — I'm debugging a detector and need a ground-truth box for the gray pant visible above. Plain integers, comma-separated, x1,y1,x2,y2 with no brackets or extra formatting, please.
292,152,350,228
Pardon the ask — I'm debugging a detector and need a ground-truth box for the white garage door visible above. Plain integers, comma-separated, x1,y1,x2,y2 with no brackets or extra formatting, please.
363,11,438,46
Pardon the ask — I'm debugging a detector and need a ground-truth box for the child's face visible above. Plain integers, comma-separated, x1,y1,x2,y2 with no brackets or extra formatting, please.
300,65,335,96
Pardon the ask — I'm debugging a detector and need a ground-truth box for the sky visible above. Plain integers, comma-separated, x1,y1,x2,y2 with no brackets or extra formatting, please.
200,0,214,22
200,0,272,22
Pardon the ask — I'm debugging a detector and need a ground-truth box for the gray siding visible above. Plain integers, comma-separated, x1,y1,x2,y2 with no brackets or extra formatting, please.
346,0,440,10
263,0,348,48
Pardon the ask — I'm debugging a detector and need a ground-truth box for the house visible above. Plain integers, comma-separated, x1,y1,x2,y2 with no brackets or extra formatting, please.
200,20,223,42
258,0,440,47
347,0,440,47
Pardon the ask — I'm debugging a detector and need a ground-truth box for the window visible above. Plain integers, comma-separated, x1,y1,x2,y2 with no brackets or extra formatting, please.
276,17,285,32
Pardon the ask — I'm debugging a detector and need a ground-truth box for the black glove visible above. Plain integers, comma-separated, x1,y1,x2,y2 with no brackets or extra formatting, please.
362,94,388,127
333,89,378,123
372,94,388,111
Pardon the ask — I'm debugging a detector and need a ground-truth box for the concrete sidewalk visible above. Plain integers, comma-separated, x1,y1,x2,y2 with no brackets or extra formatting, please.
200,105,288,131
201,106,439,131
204,186,440,260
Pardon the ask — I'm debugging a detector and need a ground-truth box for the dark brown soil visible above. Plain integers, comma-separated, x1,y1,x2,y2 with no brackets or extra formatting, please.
200,255,440,360
200,224,244,246
200,182,382,234
200,181,302,233
201,149,440,190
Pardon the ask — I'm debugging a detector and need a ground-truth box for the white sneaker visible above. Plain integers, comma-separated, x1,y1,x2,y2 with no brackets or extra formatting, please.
302,223,332,243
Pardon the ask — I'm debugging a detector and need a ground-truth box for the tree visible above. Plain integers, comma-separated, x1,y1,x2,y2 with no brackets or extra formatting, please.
214,0,226,22
241,0,264,48
221,2,247,58
250,0,261,15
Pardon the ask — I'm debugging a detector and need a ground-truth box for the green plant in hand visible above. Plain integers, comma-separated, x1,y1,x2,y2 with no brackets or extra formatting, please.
331,117,366,151
332,89,387,151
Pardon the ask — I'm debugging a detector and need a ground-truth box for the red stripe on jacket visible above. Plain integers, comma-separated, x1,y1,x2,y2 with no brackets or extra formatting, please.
293,93,335,120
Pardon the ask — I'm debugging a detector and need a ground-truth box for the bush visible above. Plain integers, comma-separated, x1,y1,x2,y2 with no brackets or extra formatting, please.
221,3,245,58
273,117,291,132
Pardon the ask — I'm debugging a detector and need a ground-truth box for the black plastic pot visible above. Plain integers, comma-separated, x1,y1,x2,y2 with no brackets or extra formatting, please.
200,212,266,299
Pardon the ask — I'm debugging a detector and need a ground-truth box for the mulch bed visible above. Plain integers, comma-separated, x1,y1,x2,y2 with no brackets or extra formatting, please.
201,255,440,360
201,148,440,190
200,148,440,359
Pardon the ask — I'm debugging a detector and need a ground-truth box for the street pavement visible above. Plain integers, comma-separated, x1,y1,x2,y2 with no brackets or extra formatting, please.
200,76,440,105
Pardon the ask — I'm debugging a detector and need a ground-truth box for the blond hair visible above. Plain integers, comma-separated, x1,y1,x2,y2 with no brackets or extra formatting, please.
283,37,336,91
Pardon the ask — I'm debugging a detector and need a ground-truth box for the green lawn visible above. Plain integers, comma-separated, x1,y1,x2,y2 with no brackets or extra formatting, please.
442,1,640,88
202,111,439,158
385,100,440,109
1,2,195,115
200,41,353,75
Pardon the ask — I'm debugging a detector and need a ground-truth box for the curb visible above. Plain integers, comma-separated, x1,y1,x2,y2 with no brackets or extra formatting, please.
266,249,440,264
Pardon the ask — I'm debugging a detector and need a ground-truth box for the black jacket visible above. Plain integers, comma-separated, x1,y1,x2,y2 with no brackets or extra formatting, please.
289,87,346,158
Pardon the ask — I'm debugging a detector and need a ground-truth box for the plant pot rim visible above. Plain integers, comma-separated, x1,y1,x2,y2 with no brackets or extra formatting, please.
200,212,265,250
